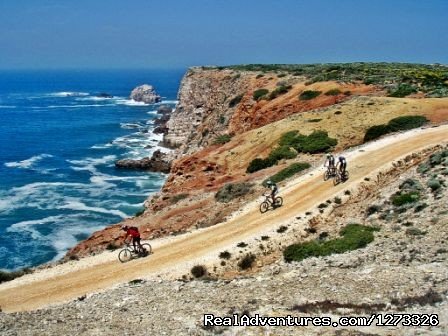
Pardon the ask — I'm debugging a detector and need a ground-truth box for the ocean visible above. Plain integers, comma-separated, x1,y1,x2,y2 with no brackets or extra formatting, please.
0,69,184,270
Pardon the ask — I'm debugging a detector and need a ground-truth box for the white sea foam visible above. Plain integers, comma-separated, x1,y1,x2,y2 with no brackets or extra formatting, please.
146,110,158,115
75,96,115,101
56,200,127,218
0,105,16,109
4,154,53,169
115,99,149,106
90,143,113,149
68,155,116,173
120,122,144,129
48,92,89,97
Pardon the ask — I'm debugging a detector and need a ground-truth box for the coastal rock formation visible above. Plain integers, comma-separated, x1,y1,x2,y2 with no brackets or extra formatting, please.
130,84,161,103
163,67,375,154
115,150,171,173
153,105,172,135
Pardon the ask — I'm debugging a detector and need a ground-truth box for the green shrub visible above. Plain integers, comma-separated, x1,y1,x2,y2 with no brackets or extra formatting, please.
299,90,322,100
279,130,299,146
334,197,342,204
256,74,264,79
399,178,422,191
238,254,256,270
391,192,419,206
268,85,292,100
307,118,322,123
284,224,379,262
214,134,232,145
388,83,418,97
219,251,231,259
387,116,428,131
364,124,391,142
246,157,276,173
427,179,442,191
253,89,269,101
268,146,297,161
191,265,207,278
406,228,426,236
215,182,253,202
297,130,337,153
364,115,428,142
229,94,243,108
170,193,189,204
325,88,341,96
277,225,288,233
237,242,248,248
0,268,33,284
264,162,311,184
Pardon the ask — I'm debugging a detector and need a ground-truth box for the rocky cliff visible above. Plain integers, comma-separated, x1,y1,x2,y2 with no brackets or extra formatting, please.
67,65,448,258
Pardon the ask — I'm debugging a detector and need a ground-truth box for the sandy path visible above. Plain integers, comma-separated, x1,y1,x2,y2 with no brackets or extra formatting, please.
1,125,447,313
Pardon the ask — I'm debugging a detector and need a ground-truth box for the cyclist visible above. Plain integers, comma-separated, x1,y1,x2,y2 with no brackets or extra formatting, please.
266,180,278,205
336,156,347,176
121,225,146,254
324,153,336,174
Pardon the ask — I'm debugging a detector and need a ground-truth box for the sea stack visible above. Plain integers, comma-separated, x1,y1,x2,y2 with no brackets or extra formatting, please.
130,84,161,103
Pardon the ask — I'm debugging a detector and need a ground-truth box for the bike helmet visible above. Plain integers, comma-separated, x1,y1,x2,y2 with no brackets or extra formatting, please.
327,154,333,158
266,180,273,186
121,225,128,231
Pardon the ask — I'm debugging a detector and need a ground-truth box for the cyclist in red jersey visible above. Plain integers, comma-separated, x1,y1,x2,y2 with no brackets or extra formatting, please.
121,225,145,253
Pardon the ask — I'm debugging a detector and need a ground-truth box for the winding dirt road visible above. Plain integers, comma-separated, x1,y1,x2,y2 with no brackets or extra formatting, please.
1,125,447,313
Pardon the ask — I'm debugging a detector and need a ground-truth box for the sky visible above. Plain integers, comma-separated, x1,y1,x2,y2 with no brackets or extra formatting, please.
0,0,447,69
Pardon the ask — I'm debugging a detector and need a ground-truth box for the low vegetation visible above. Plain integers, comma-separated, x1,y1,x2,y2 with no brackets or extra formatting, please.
247,130,336,173
388,83,418,97
268,85,292,100
213,134,232,145
228,94,243,108
253,89,269,101
219,251,231,259
325,88,342,96
191,265,207,278
217,63,448,97
0,268,33,284
238,254,256,270
215,182,253,202
391,191,420,206
299,90,322,100
279,130,338,154
263,162,311,184
364,115,429,142
284,224,379,262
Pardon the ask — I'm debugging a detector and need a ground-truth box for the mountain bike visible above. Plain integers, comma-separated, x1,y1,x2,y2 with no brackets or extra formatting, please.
333,169,349,186
118,242,152,263
323,166,337,181
260,193,283,213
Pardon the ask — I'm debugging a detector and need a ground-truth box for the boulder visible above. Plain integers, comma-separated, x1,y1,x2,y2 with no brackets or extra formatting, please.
157,105,172,115
130,84,161,104
96,93,114,98
115,150,171,173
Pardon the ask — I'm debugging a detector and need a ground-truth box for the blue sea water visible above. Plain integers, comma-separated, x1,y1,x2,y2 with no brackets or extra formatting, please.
0,69,184,270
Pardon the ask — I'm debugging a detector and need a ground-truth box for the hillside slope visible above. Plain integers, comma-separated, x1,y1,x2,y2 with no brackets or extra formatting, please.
1,125,447,314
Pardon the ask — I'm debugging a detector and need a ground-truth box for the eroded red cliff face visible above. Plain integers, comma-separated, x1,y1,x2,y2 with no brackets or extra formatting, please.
66,68,383,258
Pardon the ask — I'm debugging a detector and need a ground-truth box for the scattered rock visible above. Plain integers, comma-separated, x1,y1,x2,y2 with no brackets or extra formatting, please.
115,150,171,173
130,84,161,103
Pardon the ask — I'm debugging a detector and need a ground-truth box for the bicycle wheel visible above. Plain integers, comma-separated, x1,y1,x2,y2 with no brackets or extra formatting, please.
323,170,331,181
333,172,341,186
118,248,133,263
274,196,283,208
343,171,349,181
260,201,269,213
141,243,152,255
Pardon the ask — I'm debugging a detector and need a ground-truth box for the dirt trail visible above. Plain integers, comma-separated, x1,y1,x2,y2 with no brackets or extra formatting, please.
1,125,447,313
